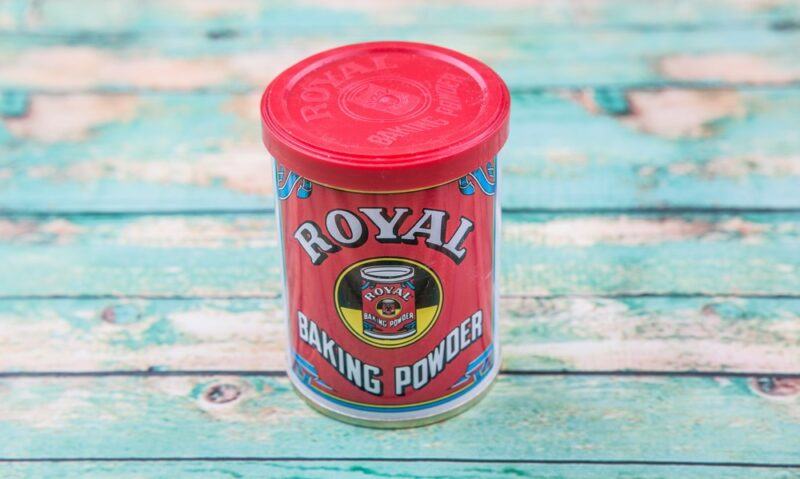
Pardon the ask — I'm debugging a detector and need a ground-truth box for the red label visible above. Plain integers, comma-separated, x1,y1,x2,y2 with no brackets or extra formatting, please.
276,159,498,420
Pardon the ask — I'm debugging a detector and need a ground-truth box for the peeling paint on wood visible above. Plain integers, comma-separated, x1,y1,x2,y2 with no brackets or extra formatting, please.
0,43,327,91
4,462,800,479
4,0,800,33
0,213,797,297
4,94,139,142
0,375,798,462
2,0,800,470
660,53,800,84
623,90,745,139
4,28,800,91
667,156,800,179
1,296,800,373
3,90,800,212
751,376,800,400
573,89,747,138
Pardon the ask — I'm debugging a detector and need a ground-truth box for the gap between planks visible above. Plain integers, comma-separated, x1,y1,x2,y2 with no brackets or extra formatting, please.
5,207,800,217
0,370,798,379
0,293,796,300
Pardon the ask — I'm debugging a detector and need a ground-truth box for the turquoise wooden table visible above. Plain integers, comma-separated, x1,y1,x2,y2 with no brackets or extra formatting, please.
2,0,800,477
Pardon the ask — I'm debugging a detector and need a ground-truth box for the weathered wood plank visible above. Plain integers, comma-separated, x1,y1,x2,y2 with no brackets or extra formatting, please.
4,0,800,33
2,296,800,374
3,28,800,92
0,213,797,297
1,375,798,462
3,461,799,479
2,90,800,212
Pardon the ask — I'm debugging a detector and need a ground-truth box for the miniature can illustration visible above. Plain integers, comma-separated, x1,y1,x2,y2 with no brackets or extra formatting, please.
359,265,417,340
261,41,510,427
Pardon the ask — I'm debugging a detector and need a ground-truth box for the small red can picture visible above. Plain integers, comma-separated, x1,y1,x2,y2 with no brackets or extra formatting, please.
360,265,416,340
335,257,443,350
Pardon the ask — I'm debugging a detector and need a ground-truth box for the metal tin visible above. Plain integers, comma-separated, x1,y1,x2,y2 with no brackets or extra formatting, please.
261,41,510,427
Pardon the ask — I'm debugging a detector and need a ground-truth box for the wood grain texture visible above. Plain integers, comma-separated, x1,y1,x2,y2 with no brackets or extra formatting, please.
4,462,800,479
3,89,800,212
2,296,800,373
0,213,796,297
4,0,800,33
3,29,800,92
2,0,800,473
0,375,799,462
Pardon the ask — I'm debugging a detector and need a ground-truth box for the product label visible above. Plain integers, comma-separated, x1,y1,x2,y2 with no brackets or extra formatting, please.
276,159,499,421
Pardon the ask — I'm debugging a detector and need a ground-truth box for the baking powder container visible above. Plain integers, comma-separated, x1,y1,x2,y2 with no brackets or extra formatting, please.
261,41,510,427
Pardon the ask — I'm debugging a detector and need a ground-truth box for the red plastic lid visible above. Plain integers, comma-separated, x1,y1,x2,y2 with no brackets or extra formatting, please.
261,41,510,192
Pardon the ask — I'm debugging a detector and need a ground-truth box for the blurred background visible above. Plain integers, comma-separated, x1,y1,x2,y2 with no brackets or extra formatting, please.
2,0,800,215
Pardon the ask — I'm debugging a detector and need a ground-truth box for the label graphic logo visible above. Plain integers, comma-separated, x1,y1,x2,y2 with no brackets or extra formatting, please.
360,265,416,340
339,76,431,122
335,258,442,348
351,83,419,116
